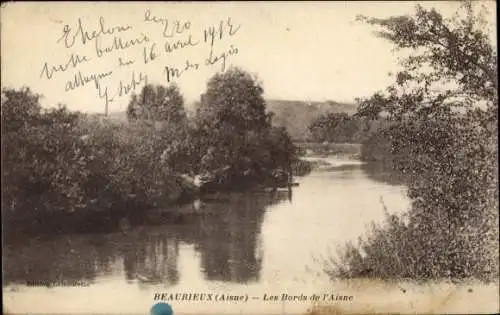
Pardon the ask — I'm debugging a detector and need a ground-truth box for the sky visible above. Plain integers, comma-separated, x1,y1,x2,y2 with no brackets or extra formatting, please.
1,1,496,114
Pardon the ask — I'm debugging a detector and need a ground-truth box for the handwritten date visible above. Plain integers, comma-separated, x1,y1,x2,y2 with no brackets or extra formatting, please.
203,17,241,47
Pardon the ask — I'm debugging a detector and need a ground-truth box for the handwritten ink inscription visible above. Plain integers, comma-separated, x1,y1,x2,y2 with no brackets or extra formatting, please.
40,12,242,113
57,17,132,49
144,9,191,38
40,53,90,80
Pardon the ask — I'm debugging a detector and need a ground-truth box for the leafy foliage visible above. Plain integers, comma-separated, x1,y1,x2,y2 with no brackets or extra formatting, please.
126,83,187,126
194,67,295,184
334,2,498,281
2,88,86,213
268,99,357,141
1,87,194,217
2,68,298,222
308,112,365,143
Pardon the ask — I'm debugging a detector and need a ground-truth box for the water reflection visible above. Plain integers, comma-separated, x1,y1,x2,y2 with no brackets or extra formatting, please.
361,160,405,186
195,193,281,283
121,232,180,286
3,190,290,286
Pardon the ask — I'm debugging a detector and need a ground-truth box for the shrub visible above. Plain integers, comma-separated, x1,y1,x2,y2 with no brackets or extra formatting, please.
330,2,498,282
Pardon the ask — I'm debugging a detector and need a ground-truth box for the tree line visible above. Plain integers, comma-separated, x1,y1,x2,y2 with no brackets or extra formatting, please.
1,68,300,221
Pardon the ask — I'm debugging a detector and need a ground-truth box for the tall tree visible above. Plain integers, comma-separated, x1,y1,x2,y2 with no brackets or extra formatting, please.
127,83,187,125
195,67,287,180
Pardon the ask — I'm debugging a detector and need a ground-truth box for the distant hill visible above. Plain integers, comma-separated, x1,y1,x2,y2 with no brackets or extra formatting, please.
265,99,357,141
106,99,357,141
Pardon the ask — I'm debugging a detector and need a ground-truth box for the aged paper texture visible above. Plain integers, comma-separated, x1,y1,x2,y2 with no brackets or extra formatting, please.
1,1,498,314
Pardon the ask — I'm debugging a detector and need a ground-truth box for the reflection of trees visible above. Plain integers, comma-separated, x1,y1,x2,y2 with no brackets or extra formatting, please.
122,232,180,286
3,231,181,287
2,236,116,285
361,160,405,186
193,191,289,283
3,191,290,286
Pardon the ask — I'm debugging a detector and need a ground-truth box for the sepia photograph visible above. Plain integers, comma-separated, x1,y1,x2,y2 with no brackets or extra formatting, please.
1,1,498,314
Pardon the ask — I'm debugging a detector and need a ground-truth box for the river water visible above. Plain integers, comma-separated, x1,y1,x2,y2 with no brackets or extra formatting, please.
9,156,483,315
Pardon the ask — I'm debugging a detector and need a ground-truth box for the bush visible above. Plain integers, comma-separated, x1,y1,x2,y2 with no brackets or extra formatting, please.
1,88,194,218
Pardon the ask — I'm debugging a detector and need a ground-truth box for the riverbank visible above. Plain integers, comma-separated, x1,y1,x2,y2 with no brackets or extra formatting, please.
2,163,310,240
3,80,303,240
295,142,361,159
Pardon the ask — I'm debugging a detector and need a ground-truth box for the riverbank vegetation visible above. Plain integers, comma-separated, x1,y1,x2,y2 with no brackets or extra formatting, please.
1,68,302,226
304,99,387,158
328,2,498,282
268,100,357,141
308,113,365,144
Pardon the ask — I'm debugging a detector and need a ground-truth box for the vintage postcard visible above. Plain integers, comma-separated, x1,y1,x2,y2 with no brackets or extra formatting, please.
1,1,498,314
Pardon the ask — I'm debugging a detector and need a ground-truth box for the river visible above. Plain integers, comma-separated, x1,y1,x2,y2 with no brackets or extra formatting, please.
6,157,493,314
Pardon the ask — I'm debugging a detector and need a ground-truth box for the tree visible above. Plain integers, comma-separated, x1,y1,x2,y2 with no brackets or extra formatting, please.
346,2,498,280
2,88,41,212
1,87,42,133
308,112,362,143
356,2,497,115
1,88,87,214
194,67,292,184
126,83,187,125
126,83,192,174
